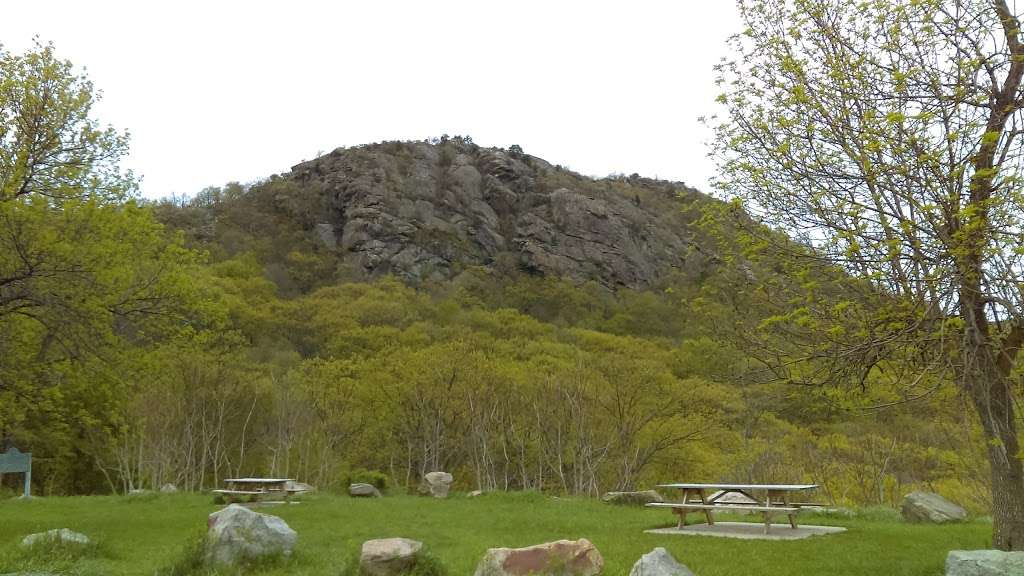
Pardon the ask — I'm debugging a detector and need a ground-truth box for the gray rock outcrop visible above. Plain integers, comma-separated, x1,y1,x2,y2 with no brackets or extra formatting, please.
20,528,90,548
421,471,453,498
285,141,712,290
901,491,967,523
629,547,695,576
602,490,664,506
359,537,424,576
473,538,603,576
205,504,297,566
946,550,1024,576
350,483,382,497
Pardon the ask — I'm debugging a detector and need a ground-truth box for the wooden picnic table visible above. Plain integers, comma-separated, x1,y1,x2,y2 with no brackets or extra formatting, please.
213,478,306,503
649,483,820,534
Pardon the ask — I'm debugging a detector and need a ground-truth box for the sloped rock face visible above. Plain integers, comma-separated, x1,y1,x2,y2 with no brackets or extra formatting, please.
350,483,382,497
946,550,1024,576
205,504,297,566
287,141,709,289
900,491,967,523
473,538,603,576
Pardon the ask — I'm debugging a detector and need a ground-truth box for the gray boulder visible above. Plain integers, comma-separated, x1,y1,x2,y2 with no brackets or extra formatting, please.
708,490,758,505
901,491,967,523
421,471,453,498
946,550,1024,576
629,547,695,576
468,490,485,498
359,537,424,576
286,480,314,493
205,504,297,566
473,538,603,576
21,528,90,548
602,490,664,506
160,483,178,493
350,482,382,497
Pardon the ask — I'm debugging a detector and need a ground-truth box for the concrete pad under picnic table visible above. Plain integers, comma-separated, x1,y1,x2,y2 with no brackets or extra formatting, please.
645,521,846,540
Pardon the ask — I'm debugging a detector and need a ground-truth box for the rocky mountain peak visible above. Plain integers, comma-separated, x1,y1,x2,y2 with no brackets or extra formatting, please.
285,139,712,289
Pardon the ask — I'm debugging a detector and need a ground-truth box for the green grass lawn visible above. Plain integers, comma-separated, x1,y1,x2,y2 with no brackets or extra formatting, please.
0,491,991,576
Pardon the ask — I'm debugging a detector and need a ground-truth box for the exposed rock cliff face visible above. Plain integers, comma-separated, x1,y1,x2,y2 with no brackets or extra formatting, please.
285,140,711,289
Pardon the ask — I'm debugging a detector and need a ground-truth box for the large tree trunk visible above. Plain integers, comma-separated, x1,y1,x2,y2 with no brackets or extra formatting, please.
966,359,1024,550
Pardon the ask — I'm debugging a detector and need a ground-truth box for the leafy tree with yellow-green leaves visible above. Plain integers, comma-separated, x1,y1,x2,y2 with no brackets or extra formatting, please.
0,41,203,479
710,0,1024,549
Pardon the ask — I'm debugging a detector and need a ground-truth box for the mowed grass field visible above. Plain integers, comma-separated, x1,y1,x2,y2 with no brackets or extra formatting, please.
0,491,991,576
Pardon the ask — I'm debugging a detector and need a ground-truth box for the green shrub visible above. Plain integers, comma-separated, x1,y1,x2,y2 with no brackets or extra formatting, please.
157,534,206,576
0,531,108,573
125,489,160,503
345,468,390,491
855,505,903,522
157,531,295,576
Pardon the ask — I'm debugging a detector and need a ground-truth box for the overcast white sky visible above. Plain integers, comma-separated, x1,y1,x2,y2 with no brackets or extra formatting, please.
2,1,742,199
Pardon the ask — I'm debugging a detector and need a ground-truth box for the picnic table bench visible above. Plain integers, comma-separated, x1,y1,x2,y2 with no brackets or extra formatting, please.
213,478,308,503
649,483,821,534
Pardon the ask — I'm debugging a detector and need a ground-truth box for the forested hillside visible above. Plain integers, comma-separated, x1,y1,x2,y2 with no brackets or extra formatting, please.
0,43,989,512
116,139,984,511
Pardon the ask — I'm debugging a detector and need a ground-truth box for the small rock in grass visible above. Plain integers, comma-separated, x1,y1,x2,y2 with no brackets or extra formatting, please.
286,480,314,492
205,504,297,566
468,490,485,498
160,483,178,493
360,537,423,576
629,547,695,576
473,538,603,576
900,491,967,523
350,483,382,497
820,507,856,518
21,528,90,548
602,490,664,506
946,550,1024,576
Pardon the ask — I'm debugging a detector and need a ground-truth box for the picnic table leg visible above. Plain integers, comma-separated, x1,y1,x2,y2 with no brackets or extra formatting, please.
697,489,715,526
763,490,779,534
675,508,686,529
677,489,693,529
783,492,798,529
